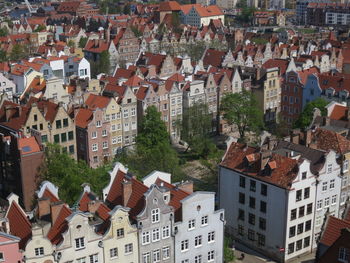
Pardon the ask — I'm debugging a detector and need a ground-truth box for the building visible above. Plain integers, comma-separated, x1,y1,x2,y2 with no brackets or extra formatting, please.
0,73,16,101
0,232,23,263
307,2,350,26
219,141,316,262
180,4,224,27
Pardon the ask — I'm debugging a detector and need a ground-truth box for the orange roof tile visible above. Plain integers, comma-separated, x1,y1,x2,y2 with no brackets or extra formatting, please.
329,104,347,120
85,94,110,110
320,216,350,247
75,108,93,129
18,136,41,155
47,205,72,245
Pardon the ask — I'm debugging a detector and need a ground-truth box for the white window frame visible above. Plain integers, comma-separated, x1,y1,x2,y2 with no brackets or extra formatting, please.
201,215,208,226
181,239,189,251
152,228,160,242
75,237,85,250
92,143,98,152
208,231,215,243
162,225,170,239
151,208,160,223
142,231,150,245
162,246,170,260
188,219,195,230
110,247,118,259
35,247,44,256
195,235,202,247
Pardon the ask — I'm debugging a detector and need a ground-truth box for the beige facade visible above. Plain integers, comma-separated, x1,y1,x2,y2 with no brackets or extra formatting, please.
102,206,139,263
105,98,123,155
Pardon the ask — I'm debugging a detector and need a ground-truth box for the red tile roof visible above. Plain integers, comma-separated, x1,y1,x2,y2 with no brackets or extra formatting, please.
47,205,72,245
311,128,350,154
18,136,41,155
124,75,143,87
320,216,350,247
181,4,223,17
6,201,32,249
96,203,111,221
220,142,299,189
75,108,93,129
159,1,181,11
262,59,289,75
84,39,109,54
42,188,60,203
203,48,225,68
329,104,347,121
85,94,110,110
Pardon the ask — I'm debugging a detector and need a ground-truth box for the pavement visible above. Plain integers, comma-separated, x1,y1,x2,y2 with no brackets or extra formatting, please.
230,241,315,263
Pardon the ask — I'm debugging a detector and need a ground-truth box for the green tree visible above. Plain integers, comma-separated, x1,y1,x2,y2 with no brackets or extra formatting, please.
0,27,8,37
186,41,206,62
221,91,264,141
118,106,184,181
10,44,27,61
34,24,46,32
78,37,88,48
100,50,111,74
130,26,142,38
294,98,327,129
67,39,75,48
171,13,182,34
123,4,130,15
178,103,216,158
38,144,111,205
0,50,7,62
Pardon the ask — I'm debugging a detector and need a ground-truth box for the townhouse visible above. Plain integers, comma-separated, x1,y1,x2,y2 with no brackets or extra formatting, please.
0,73,16,101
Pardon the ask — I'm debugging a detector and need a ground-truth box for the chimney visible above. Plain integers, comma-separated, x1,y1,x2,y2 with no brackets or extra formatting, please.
38,198,51,219
94,39,99,48
50,202,64,225
290,130,300,144
122,180,132,207
322,116,330,127
88,200,101,214
178,181,193,194
4,105,14,122
304,129,312,147
260,150,272,170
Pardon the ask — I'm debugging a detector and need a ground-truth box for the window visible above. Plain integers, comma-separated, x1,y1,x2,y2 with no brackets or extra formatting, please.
304,187,310,199
188,219,195,230
110,247,118,258
151,208,160,223
238,209,245,221
91,131,97,139
194,255,202,263
304,236,310,248
153,249,160,262
261,184,267,196
297,223,304,234
296,239,302,251
299,206,305,218
344,160,349,172
305,220,311,231
142,252,151,263
123,109,129,118
142,231,150,245
39,123,43,130
327,164,332,173
296,190,302,201
248,213,255,225
330,179,335,189
288,243,294,254
41,135,48,143
61,133,67,142
289,226,296,237
250,180,256,192
239,192,245,204
54,134,60,143
63,118,68,127
181,240,189,251
92,144,98,152
102,141,108,149
332,195,337,205
89,254,98,263
117,228,124,238
102,130,107,137
68,131,74,140
195,235,202,247
162,246,170,260
77,257,86,263
56,120,62,129
96,120,101,127
259,217,266,230
339,247,349,262
131,107,136,116
257,233,265,246
69,145,74,154
208,251,214,262
249,197,256,209
291,209,297,220
317,200,322,210
240,176,245,188
152,228,160,242
181,260,189,263
162,225,170,239
324,197,330,207
75,237,85,249
35,247,44,256
307,203,313,214
248,229,255,240
322,182,327,191
208,231,215,242
260,201,267,213
201,215,208,226
34,114,38,122
238,225,244,236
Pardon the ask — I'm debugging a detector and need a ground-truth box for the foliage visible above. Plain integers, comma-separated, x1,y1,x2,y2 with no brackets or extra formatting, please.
38,144,111,205
34,24,46,32
67,40,75,48
185,41,206,62
235,6,256,24
123,4,130,15
9,44,28,61
117,106,185,181
90,50,111,77
251,37,268,45
0,50,7,62
78,37,88,48
0,27,8,37
298,28,316,34
177,103,216,158
130,26,142,38
294,98,327,129
171,12,182,34
221,91,264,141
224,236,235,262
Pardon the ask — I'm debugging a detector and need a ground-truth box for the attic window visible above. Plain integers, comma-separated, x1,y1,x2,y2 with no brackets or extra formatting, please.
197,205,201,211
153,198,158,204
76,225,82,229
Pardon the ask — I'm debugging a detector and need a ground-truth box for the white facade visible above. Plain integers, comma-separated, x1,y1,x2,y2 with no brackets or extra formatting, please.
0,73,16,100
174,192,224,263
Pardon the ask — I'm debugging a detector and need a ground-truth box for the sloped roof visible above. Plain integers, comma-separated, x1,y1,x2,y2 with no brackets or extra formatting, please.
85,94,110,110
18,136,41,155
42,188,60,203
159,1,181,11
262,59,288,75
320,216,350,247
311,128,350,154
203,48,225,68
47,205,72,245
75,108,93,129
329,104,347,121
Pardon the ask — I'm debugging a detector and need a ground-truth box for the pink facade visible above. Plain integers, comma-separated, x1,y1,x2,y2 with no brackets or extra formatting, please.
0,233,23,263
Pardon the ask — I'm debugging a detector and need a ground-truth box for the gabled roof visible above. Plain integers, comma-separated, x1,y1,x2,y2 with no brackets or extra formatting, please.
6,201,31,249
319,216,350,247
18,136,41,155
311,128,350,154
159,1,181,11
42,188,60,203
329,104,347,121
47,205,72,245
262,59,288,76
124,75,143,87
85,94,111,110
203,48,225,68
75,108,93,129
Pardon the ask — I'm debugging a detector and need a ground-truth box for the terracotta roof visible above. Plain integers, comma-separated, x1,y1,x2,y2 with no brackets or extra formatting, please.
318,228,350,263
203,48,225,68
311,128,350,154
96,203,111,221
262,59,288,75
26,97,59,123
136,86,148,100
329,104,347,121
84,39,109,54
47,205,72,245
57,1,81,13
220,142,299,189
114,68,135,79
297,67,319,85
0,101,29,131
6,201,31,249
180,4,223,17
78,191,95,212
18,136,41,155
75,108,93,129
124,75,143,87
159,1,181,11
85,94,110,110
320,216,350,247
42,188,60,203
